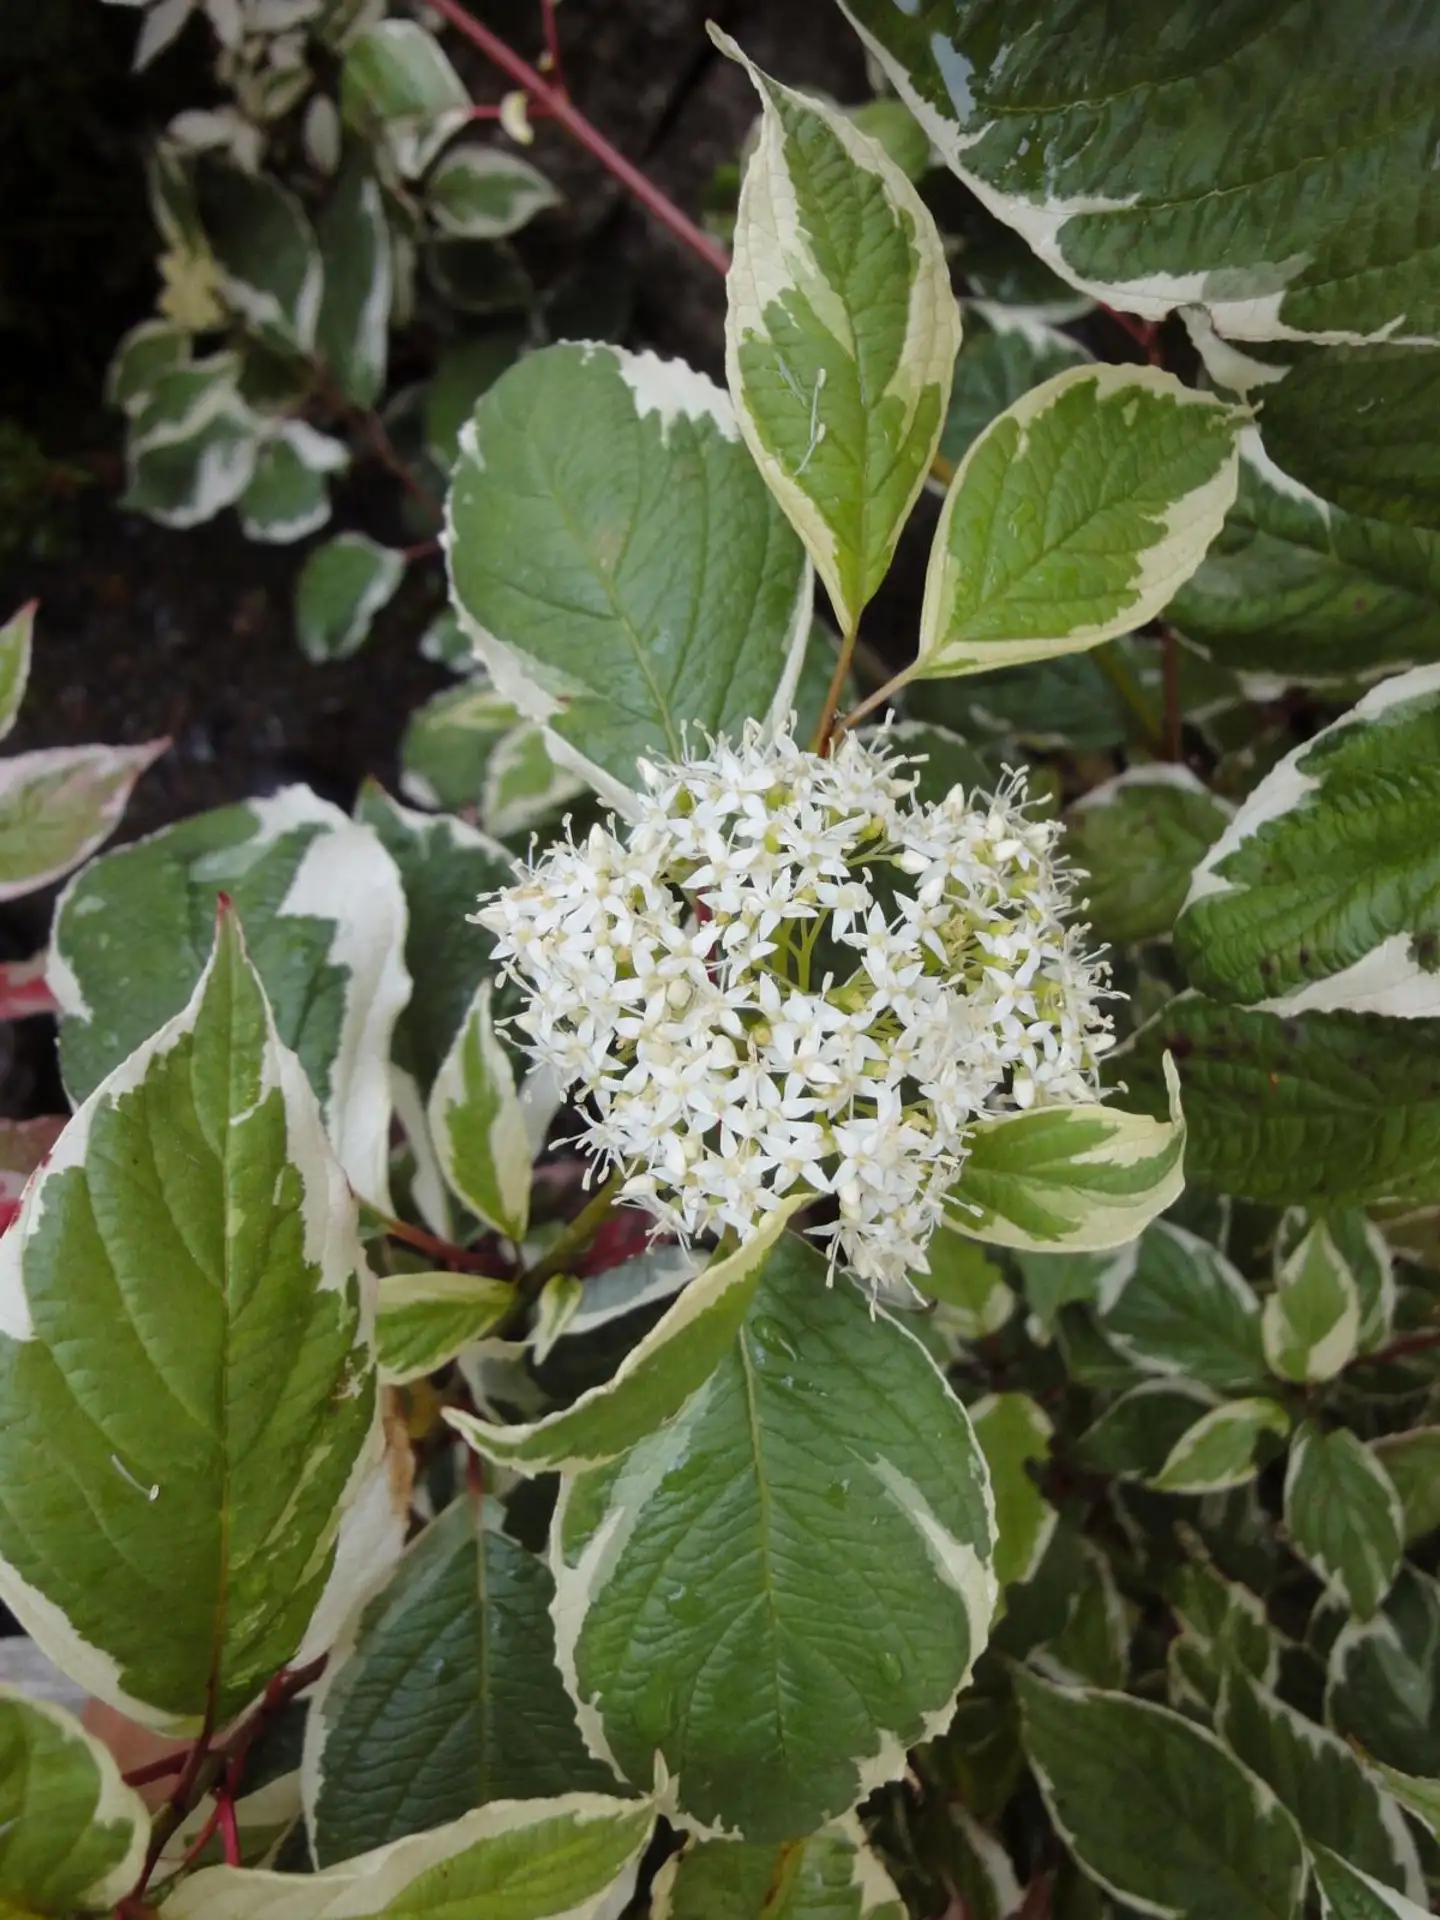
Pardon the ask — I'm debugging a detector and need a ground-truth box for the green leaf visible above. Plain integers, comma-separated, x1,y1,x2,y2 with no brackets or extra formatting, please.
423,330,525,471
400,681,518,812
915,366,1241,679
913,1227,1014,1338
105,318,192,417
448,1204,800,1476
1013,1249,1114,1334
1167,429,1440,683
169,1794,653,1920
1216,1665,1422,1897
939,307,1088,470
1150,1398,1290,1496
1037,1542,1130,1690
1366,1759,1440,1844
340,20,471,178
427,145,559,240
1371,1430,1440,1545
376,1271,514,1385
714,29,958,636
352,784,512,1097
971,1392,1054,1589
908,649,1132,753
197,163,322,354
1311,1848,1434,1920
295,533,405,663
240,431,340,545
1065,768,1231,947
553,1227,997,1841
532,1273,583,1365
1096,1223,1267,1394
482,724,586,842
303,1498,616,1865
840,2,1440,347
1015,1673,1306,1920
1119,994,1440,1207
0,739,165,904
1284,1424,1404,1620
0,1687,149,1914
947,1060,1185,1253
1328,1568,1440,1777
316,156,392,408
427,978,530,1240
1178,663,1440,1018
1262,1223,1361,1383
446,341,812,796
1280,1208,1395,1355
653,1816,906,1919
0,603,33,742
0,909,390,1730
122,355,259,529
52,785,409,1208
1073,1380,1217,1482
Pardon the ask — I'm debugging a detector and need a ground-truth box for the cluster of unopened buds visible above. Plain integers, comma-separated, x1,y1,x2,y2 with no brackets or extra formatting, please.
475,720,1114,1295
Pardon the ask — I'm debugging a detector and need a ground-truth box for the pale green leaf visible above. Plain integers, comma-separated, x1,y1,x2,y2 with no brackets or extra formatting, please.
1284,1423,1404,1620
427,145,559,240
303,1499,617,1865
532,1273,583,1366
916,366,1241,679
1016,1673,1306,1920
340,19,471,178
1118,993,1440,1207
122,356,259,529
51,784,410,1209
1065,767,1231,948
426,978,530,1240
376,1271,513,1385
971,1392,1054,1589
0,740,165,904
1216,1665,1422,1898
947,1059,1185,1253
1150,1398,1290,1496
423,329,525,471
0,910,391,1731
653,1815,905,1919
938,307,1088,470
1262,1223,1361,1383
1013,1249,1114,1335
446,341,812,797
198,163,322,353
316,156,391,408
715,28,959,635
1311,1849,1434,1920
399,681,519,813
240,436,332,545
449,1202,801,1475
1328,1568,1440,1777
1366,1759,1440,1844
913,1227,1014,1339
0,602,33,742
105,318,192,417
839,2,1440,347
1073,1380,1217,1482
1371,1430,1440,1545
1178,663,1440,1018
169,1794,652,1920
295,533,405,663
1278,1208,1395,1355
0,1687,149,1914
1096,1223,1267,1394
482,723,586,841
553,1227,996,1841
1036,1542,1129,1690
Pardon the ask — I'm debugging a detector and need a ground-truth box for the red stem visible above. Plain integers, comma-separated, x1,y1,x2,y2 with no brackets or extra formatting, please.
0,957,58,1022
381,1212,506,1276
122,1752,188,1789
539,0,565,86
216,1793,242,1869
424,0,732,277
1363,1327,1440,1367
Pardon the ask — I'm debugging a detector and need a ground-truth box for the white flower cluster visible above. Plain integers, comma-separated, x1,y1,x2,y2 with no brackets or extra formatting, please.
476,721,1112,1293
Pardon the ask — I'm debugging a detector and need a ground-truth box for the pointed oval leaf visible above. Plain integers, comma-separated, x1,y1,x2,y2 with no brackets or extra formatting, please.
240,435,331,545
50,785,410,1210
939,307,1089,470
916,365,1241,679
445,342,813,797
197,163,322,354
1284,1423,1404,1621
0,1687,149,1915
339,19,470,178
1016,1673,1306,1920
376,1271,513,1385
295,533,405,663
106,318,193,417
1262,1222,1361,1383
839,2,1440,347
1065,766,1231,948
947,1060,1185,1253
303,1499,617,1866
1312,1849,1433,1920
482,723,586,842
0,602,35,741
316,157,392,408
971,1392,1054,1590
1179,663,1440,1018
427,145,559,240
169,1793,653,1920
427,978,530,1240
1096,1222,1267,1394
1370,1429,1440,1546
0,910,390,1730
653,1814,905,1920
0,740,166,904
1150,1398,1291,1496
715,29,959,635
1327,1567,1440,1777
552,1228,996,1841
1217,1665,1422,1899
448,1202,800,1476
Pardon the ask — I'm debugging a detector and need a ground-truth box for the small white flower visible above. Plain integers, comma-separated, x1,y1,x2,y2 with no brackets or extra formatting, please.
474,719,1113,1295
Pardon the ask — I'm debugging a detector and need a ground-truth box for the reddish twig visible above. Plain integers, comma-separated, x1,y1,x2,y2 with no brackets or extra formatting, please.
1362,1327,1440,1368
122,1752,189,1790
539,0,565,84
378,1212,508,1276
424,0,731,277
1102,304,1163,366
216,1793,242,1869
0,956,58,1022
